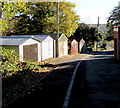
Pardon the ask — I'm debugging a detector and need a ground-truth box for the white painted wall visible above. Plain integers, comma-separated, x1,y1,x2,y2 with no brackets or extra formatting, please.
63,41,68,56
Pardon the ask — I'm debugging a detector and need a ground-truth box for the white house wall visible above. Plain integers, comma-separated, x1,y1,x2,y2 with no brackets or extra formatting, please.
19,38,41,62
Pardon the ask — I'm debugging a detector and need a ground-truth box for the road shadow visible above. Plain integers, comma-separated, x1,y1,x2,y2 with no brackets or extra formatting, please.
68,52,120,108
82,50,114,56
3,50,119,108
3,59,81,108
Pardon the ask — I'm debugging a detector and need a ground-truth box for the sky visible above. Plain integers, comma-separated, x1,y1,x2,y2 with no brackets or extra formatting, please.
65,0,120,24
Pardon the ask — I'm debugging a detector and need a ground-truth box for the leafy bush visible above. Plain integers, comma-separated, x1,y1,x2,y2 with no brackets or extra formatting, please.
0,48,20,77
21,61,41,71
0,48,41,77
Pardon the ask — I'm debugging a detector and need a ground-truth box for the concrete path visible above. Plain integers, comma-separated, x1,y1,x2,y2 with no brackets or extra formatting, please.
45,53,89,65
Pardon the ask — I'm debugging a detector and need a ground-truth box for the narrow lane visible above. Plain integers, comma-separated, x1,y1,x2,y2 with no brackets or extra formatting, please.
5,63,75,108
4,54,88,108
69,50,120,108
68,59,88,108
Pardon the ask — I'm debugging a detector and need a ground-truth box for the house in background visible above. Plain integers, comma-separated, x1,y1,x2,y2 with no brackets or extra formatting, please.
106,40,114,50
0,37,41,62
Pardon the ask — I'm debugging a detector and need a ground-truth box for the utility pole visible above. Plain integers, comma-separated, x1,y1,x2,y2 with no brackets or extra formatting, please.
97,17,99,29
56,2,59,38
96,17,100,50
97,17,100,40
0,3,2,18
56,2,59,57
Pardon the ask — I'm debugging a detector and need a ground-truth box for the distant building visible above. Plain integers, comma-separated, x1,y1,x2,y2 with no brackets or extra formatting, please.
89,24,108,33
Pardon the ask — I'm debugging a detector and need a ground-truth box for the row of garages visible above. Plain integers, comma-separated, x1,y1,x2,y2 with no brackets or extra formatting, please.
0,34,86,62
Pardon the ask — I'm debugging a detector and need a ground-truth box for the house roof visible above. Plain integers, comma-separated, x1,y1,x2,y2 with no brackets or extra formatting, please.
0,37,32,45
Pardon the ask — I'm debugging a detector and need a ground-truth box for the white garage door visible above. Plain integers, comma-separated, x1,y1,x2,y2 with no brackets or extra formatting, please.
42,41,53,61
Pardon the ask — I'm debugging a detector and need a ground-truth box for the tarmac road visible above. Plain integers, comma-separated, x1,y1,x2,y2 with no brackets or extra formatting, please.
4,53,88,108
68,50,120,108
4,50,120,108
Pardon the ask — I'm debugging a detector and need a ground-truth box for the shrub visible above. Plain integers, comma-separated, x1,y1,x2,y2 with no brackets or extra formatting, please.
0,48,41,77
0,48,20,77
21,61,41,71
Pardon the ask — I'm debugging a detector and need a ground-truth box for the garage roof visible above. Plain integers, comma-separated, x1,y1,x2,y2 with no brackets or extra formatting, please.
12,34,64,40
11,35,51,41
0,37,34,45
32,35,51,41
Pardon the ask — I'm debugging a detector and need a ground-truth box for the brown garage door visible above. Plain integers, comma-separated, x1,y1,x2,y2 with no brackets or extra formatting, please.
23,44,38,62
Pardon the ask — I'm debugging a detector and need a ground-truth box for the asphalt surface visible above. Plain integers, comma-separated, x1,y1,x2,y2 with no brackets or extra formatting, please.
3,53,88,108
3,50,120,108
68,50,120,108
